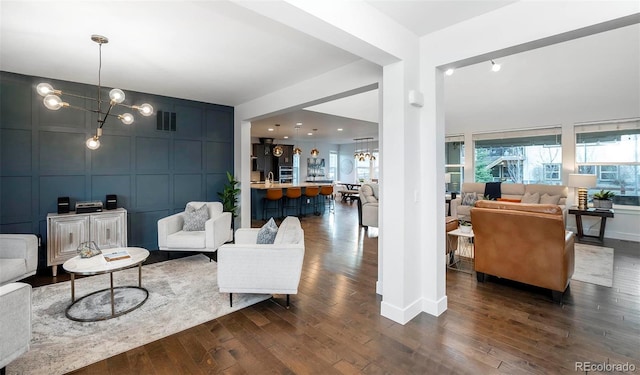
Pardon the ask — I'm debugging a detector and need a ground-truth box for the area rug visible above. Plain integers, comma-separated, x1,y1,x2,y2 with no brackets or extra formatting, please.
572,243,614,287
7,254,269,375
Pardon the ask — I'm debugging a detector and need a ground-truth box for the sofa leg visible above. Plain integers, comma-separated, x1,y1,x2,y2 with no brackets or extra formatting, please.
476,272,487,282
286,294,290,309
229,293,233,307
1,366,6,375
551,290,564,304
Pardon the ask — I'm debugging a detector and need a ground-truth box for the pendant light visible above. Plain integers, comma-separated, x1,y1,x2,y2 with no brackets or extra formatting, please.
310,128,319,157
293,123,302,155
36,35,154,150
273,124,283,157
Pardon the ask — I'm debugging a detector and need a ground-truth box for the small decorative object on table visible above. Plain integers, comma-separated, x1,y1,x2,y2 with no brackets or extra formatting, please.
592,189,615,209
77,241,101,258
458,219,473,233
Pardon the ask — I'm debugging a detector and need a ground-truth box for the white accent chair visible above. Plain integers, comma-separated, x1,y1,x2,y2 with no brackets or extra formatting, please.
157,202,231,254
218,216,305,308
0,282,32,373
0,234,38,286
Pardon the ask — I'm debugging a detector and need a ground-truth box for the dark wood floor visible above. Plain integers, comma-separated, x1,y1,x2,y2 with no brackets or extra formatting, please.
25,199,640,374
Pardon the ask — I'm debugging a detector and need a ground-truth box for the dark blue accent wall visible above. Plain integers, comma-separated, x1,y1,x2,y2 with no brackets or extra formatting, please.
0,71,234,259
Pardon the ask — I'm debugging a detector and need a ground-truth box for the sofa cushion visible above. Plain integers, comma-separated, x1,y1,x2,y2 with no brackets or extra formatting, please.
521,191,540,204
166,231,206,249
257,218,278,244
183,203,210,231
540,193,561,205
360,184,378,204
274,216,302,244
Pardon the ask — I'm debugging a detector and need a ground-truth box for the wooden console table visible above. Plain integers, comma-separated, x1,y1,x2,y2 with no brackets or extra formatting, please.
568,207,614,244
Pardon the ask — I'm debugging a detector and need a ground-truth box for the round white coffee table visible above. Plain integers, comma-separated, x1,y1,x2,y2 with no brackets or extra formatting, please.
62,247,150,321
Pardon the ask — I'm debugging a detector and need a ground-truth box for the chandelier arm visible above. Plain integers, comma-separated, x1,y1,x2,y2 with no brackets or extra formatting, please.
98,103,116,128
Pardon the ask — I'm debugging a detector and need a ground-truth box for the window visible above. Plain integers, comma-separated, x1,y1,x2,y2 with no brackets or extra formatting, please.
328,151,337,179
576,121,640,206
473,128,562,185
445,136,465,192
543,163,561,181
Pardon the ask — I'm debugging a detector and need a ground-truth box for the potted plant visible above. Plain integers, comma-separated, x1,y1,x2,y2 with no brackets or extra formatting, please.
592,189,615,209
458,219,473,233
218,171,240,235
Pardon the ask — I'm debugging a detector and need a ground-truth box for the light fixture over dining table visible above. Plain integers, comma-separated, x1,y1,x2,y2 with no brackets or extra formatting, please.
35,35,154,150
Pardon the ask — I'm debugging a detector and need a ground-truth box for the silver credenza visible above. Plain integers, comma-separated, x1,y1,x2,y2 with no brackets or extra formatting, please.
46,208,128,276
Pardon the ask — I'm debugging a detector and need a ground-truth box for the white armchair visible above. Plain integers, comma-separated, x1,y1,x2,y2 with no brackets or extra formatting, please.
218,216,305,308
0,282,32,372
0,234,39,286
158,202,231,254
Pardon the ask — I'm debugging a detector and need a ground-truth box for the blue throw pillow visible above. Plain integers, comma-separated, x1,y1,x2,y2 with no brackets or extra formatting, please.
256,218,278,244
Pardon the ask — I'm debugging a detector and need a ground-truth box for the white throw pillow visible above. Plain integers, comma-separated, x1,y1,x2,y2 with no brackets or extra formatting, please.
183,203,209,231
540,193,561,205
256,218,278,244
521,192,540,204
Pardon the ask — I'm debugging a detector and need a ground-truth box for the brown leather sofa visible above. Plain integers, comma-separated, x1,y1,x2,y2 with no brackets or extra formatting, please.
471,200,575,302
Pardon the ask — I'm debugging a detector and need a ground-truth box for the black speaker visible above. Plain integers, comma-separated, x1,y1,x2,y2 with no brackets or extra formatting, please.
57,197,70,214
106,194,117,210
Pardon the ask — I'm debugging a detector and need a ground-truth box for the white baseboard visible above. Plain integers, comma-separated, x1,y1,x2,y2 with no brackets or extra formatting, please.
381,298,422,325
422,295,448,317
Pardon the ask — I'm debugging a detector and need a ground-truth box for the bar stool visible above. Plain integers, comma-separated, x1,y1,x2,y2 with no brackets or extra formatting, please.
283,187,302,216
303,186,320,216
263,188,283,220
319,185,334,213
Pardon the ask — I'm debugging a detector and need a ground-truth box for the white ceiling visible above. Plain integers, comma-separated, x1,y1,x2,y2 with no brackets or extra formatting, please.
1,1,637,145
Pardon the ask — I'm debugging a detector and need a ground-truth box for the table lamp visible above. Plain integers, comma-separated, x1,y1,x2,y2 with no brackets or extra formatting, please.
568,173,597,210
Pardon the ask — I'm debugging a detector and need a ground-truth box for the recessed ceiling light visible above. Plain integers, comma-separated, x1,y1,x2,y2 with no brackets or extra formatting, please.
337,128,343,131
296,122,302,126
445,68,454,76
283,136,289,139
268,128,274,132
307,132,313,136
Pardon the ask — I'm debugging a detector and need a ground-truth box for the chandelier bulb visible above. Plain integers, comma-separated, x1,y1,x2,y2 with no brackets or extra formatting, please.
119,113,134,125
86,136,101,150
310,148,319,157
36,83,55,97
109,89,126,104
293,147,302,155
136,103,154,116
43,95,65,110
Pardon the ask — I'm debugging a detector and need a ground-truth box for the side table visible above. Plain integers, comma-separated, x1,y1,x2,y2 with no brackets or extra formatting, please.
447,227,474,274
568,207,614,244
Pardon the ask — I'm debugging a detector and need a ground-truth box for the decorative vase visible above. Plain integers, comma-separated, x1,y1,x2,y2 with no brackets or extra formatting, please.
460,225,472,234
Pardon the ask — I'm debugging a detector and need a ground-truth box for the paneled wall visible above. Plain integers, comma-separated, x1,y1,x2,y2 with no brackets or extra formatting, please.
0,71,234,262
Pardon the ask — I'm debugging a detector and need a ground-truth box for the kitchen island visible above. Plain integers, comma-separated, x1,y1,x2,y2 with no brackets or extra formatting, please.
251,181,334,219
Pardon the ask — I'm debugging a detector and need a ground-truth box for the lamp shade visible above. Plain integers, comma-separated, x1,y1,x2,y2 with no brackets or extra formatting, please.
445,173,452,183
568,174,597,188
